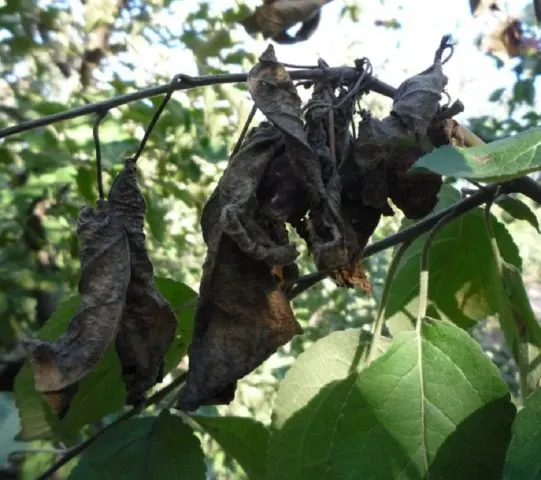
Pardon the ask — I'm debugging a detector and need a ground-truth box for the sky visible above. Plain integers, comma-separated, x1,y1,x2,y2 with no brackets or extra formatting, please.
147,0,536,122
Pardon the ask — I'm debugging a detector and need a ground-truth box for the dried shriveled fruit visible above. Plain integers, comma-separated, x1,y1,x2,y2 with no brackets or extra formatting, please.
109,160,177,405
23,201,131,415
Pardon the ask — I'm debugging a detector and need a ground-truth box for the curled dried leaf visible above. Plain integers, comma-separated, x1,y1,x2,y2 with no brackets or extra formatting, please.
23,201,131,414
241,0,328,40
178,234,301,411
218,122,298,267
109,160,177,405
248,46,346,271
392,38,449,136
178,134,303,410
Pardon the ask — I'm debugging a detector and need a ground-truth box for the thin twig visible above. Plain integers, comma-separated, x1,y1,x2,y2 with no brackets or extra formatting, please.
229,103,258,159
92,110,108,200
36,372,187,480
416,211,460,329
0,68,396,139
130,74,185,164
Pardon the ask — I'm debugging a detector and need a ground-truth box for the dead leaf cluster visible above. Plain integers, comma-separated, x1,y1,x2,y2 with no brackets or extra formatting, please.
24,160,177,416
178,39,462,410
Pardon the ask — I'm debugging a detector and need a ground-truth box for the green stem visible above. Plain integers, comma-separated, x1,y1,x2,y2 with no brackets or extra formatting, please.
367,240,412,363
416,211,463,333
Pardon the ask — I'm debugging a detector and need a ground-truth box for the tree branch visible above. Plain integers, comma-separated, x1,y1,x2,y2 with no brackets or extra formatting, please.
0,67,395,139
288,176,536,299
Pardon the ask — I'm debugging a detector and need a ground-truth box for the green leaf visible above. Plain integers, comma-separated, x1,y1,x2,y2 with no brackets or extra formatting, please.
497,196,540,232
14,296,81,441
193,415,269,480
267,321,515,480
503,388,541,479
69,410,206,480
0,393,25,465
412,127,541,182
266,328,390,479
484,213,541,396
144,192,167,242
384,185,522,334
14,279,196,440
489,87,505,102
76,166,98,203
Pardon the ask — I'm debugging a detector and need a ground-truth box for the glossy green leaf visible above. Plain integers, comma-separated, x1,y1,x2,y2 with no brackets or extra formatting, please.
412,127,541,182
193,415,269,480
384,185,522,334
267,321,515,480
14,278,196,440
69,410,206,480
503,388,541,479
497,196,540,232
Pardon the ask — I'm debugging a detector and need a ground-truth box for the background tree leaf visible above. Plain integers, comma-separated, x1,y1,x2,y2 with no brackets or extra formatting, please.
411,127,541,181
267,321,515,479
383,185,522,334
497,196,540,232
69,410,206,480
192,415,269,480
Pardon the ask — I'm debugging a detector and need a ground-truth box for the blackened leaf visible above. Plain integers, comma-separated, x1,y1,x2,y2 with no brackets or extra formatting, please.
69,410,206,480
392,38,449,136
178,234,301,411
248,45,327,207
241,0,331,39
23,201,130,414
249,45,346,270
217,123,297,266
108,160,177,405
14,279,195,441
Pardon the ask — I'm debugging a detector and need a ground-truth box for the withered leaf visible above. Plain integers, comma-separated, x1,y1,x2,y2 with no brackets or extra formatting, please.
241,0,331,41
392,64,447,136
108,160,177,406
177,235,301,411
23,201,131,415
248,46,346,272
178,126,303,410
469,0,500,16
248,45,327,207
218,122,298,267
